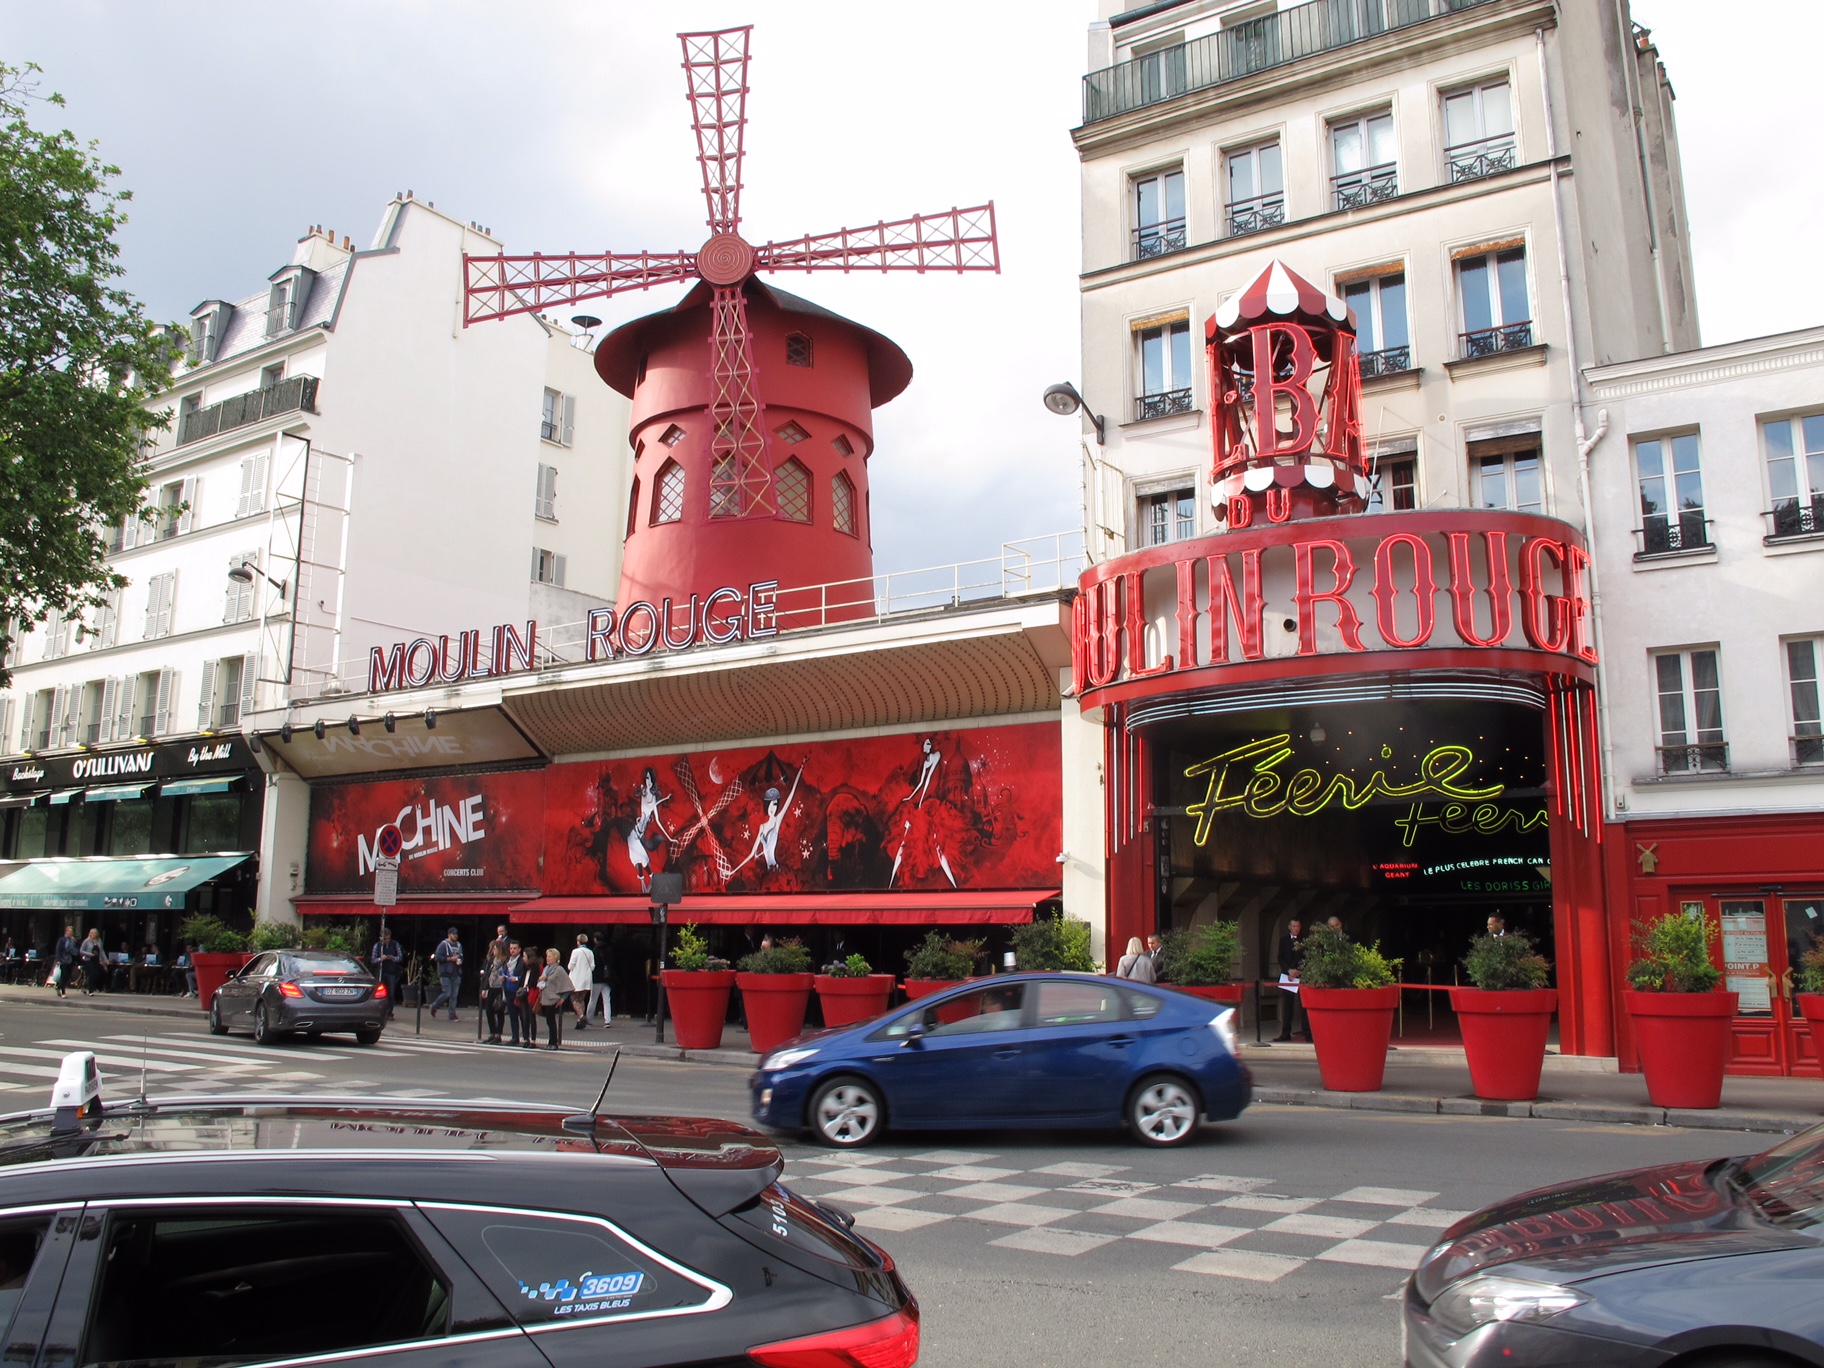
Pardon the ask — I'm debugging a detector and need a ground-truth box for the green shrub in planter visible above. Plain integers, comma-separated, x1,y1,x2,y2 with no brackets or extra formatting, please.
303,921,370,958
671,924,730,972
249,921,304,952
178,914,248,954
1297,924,1400,989
1010,914,1097,972
904,932,981,981
738,938,815,975
1794,940,1824,995
822,952,875,978
1462,931,1551,990
1626,910,1722,993
1156,920,1242,986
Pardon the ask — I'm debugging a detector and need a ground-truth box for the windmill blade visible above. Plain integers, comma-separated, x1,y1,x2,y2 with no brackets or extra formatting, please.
755,203,1000,275
463,251,697,326
706,285,774,518
680,27,752,237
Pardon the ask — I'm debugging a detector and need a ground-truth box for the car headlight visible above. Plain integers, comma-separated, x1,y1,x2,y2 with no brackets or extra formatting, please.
761,1047,819,1071
1428,1275,1588,1338
1208,1009,1238,1056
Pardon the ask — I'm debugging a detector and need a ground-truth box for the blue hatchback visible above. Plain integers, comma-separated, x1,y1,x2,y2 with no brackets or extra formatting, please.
747,972,1251,1149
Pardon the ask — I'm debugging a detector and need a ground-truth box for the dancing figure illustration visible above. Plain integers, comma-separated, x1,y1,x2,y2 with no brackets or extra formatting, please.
731,761,806,877
627,767,673,890
888,737,964,888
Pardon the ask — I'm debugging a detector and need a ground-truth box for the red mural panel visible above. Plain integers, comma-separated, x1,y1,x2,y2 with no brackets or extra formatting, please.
307,769,547,894
543,724,1062,896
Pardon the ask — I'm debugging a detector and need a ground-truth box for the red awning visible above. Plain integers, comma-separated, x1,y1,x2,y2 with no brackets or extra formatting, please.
507,890,1060,926
294,894,526,919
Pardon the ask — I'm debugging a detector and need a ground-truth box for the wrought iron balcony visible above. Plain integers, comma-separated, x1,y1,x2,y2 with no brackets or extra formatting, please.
1333,165,1398,210
1359,345,1412,379
1635,515,1712,558
1227,194,1285,237
1658,742,1728,775
1135,388,1194,422
1794,733,1824,768
1445,134,1518,183
1132,218,1188,260
218,702,242,727
1082,0,1498,124
82,722,102,745
1460,321,1533,359
1766,498,1824,542
177,374,319,447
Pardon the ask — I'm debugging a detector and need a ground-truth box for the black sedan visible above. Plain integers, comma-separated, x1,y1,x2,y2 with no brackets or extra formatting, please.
0,1052,917,1368
209,948,387,1044
1404,1122,1824,1368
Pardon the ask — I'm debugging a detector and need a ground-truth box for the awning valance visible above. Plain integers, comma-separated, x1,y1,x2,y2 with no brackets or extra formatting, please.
507,890,1061,926
0,855,250,911
293,894,526,920
161,776,240,797
0,794,37,810
83,782,153,803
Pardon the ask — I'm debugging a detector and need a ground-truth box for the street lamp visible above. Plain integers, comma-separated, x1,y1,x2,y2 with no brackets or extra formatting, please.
1041,382,1105,445
228,561,288,597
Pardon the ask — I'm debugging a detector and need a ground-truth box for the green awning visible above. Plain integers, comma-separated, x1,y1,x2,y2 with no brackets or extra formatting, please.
0,855,251,911
160,776,240,797
0,794,37,810
84,782,153,803
46,789,83,805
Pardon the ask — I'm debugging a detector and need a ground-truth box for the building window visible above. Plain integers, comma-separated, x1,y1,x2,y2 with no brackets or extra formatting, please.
659,423,686,446
775,459,812,524
133,668,175,738
1788,638,1824,766
1368,455,1417,511
197,652,255,728
531,547,566,587
535,463,558,520
831,433,854,458
540,388,575,446
89,591,120,650
1443,78,1516,182
1331,111,1397,209
1140,488,1196,546
625,475,640,539
143,571,177,640
1634,434,1708,555
1342,273,1410,376
222,552,259,624
265,279,292,337
156,478,197,540
709,455,740,519
1225,140,1284,237
1456,246,1531,356
1134,318,1193,421
1470,440,1543,514
653,459,686,524
235,448,270,518
1654,649,1726,773
1762,413,1824,539
41,611,72,661
1132,167,1186,260
832,471,857,536
774,420,810,444
786,333,814,367
1128,31,1189,106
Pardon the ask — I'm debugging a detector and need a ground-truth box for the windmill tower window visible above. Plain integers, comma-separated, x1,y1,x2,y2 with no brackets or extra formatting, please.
832,433,854,457
776,459,812,523
832,471,857,536
786,332,814,367
659,423,686,446
774,420,810,444
654,459,686,524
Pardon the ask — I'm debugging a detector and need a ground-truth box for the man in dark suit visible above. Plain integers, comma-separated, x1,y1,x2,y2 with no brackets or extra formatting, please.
1274,917,1306,1043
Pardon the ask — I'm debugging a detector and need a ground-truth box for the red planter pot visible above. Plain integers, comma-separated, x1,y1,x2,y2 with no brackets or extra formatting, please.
901,978,978,1023
1173,983,1245,1006
1301,985,1401,1092
1623,989,1739,1109
737,972,816,1054
194,951,256,1012
660,970,736,1051
1800,995,1824,1071
1450,987,1558,1101
814,974,897,1028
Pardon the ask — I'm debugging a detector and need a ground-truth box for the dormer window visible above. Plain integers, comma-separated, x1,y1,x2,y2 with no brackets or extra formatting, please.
265,266,315,337
187,301,232,365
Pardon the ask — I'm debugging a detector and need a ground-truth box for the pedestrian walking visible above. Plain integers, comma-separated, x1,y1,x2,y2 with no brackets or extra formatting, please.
567,934,596,1031
539,949,575,1051
1115,936,1156,983
483,945,509,1043
430,927,463,1021
370,926,404,1019
584,935,612,1026
52,925,77,997
1274,918,1307,1043
79,928,105,995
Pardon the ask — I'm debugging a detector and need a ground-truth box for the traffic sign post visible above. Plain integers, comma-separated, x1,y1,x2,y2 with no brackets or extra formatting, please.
649,872,683,1044
373,822,403,908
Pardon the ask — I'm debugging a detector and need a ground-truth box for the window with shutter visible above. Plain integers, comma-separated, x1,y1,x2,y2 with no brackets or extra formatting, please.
240,652,259,720
153,668,177,736
145,573,177,639
535,464,558,520
0,697,11,754
267,280,291,337
99,678,120,742
560,394,576,447
224,553,258,623
63,687,81,745
196,659,219,730
115,674,136,740
553,554,567,588
177,477,199,535
17,693,34,751
541,388,562,442
49,685,70,747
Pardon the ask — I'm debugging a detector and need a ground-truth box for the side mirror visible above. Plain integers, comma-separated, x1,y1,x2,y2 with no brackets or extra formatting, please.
902,1019,929,1046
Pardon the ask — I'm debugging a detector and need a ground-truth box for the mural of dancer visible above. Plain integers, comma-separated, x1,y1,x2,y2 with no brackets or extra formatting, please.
888,737,967,888
730,760,807,877
628,767,673,891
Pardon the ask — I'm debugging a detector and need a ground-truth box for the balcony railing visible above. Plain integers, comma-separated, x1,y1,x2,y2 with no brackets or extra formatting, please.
1445,133,1518,183
1132,218,1188,260
1658,742,1728,775
1333,164,1398,210
1635,515,1712,558
177,375,320,447
217,702,242,727
1083,0,1497,124
1359,345,1412,379
1794,733,1824,768
82,722,102,745
1766,498,1824,542
1227,193,1286,237
1460,321,1533,359
137,714,156,738
1135,388,1194,422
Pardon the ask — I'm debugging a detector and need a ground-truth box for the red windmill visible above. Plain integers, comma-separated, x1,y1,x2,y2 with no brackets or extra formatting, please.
463,26,999,624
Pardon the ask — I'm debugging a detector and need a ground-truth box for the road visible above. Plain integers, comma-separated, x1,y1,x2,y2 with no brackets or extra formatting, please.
0,999,1757,1368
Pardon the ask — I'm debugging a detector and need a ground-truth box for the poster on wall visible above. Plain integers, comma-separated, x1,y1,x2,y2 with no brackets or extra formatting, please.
543,724,1062,896
306,769,546,894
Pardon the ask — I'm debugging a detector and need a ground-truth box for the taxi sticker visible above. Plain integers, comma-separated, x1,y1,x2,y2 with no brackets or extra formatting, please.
518,1270,645,1317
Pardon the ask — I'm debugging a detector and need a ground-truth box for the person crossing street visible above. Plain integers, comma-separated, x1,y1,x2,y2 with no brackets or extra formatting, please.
429,926,463,1021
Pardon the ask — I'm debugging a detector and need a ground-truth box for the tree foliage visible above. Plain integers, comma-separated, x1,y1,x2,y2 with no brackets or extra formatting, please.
0,63,181,685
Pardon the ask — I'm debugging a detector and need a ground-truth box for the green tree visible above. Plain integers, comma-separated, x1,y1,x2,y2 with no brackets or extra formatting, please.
0,63,181,685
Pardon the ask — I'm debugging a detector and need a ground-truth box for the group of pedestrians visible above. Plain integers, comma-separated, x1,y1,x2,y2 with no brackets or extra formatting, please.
392,925,611,1051
1114,932,1165,983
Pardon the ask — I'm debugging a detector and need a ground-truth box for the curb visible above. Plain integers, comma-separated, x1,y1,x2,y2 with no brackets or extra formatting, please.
565,1041,757,1067
1253,1086,1813,1135
0,989,201,1021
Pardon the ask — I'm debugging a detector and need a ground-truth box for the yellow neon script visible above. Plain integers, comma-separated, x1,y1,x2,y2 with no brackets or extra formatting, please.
1184,734,1504,846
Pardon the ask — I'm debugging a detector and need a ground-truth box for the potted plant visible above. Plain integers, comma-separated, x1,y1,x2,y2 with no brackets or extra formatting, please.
1450,931,1557,1101
902,932,983,1023
1156,920,1244,1004
248,920,304,952
659,924,735,1050
1623,910,1737,1109
736,938,817,1053
1009,914,1098,972
1795,940,1824,1062
815,953,896,1028
181,913,253,1013
1297,924,1403,1093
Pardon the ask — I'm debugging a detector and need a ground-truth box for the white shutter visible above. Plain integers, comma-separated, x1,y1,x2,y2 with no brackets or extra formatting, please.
177,477,199,535
240,651,259,718
99,677,120,742
236,456,256,517
157,572,177,637
154,668,177,736
142,578,160,638
553,553,567,588
531,546,543,582
248,449,270,514
114,674,135,740
120,510,139,551
560,394,576,447
0,697,11,754
197,659,219,730
17,693,34,752
49,685,70,747
62,686,80,744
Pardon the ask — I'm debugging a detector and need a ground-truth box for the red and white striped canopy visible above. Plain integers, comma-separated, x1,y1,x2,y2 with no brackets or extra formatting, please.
1212,259,1353,332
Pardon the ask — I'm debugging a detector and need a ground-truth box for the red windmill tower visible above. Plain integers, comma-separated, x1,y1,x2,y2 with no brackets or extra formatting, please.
464,27,999,629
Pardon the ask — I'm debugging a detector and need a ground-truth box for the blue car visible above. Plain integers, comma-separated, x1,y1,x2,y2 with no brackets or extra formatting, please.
748,972,1251,1149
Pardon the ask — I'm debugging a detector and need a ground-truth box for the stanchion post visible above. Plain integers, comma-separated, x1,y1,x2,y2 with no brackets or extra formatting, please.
649,872,682,1046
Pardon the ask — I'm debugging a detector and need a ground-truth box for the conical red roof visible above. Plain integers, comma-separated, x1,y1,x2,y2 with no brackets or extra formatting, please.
1211,259,1352,332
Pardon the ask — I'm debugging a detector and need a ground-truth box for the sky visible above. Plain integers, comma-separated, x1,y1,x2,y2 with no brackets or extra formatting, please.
3,0,1816,576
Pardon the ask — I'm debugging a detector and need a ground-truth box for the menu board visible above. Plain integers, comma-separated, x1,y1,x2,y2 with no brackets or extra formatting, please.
1720,901,1772,1017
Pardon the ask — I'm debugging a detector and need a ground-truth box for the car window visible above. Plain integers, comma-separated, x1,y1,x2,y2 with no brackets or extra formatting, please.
285,955,366,977
874,984,1026,1039
79,1207,449,1367
420,1206,724,1329
238,952,276,979
1032,980,1125,1026
1121,987,1165,1020
0,1216,50,1346
1732,1130,1824,1229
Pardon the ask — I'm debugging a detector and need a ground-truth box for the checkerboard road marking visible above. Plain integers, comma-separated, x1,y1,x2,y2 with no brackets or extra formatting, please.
1175,1249,1307,1283
991,1227,1117,1257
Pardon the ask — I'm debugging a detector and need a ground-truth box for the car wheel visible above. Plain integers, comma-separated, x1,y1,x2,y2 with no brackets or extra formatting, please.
1128,1074,1200,1147
809,1076,883,1148
253,1004,281,1047
355,1028,381,1045
208,998,228,1035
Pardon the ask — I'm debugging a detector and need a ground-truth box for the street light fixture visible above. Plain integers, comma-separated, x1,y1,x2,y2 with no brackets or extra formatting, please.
228,561,288,597
1042,381,1105,444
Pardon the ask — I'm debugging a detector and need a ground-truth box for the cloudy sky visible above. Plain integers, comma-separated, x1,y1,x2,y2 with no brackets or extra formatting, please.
4,0,1814,574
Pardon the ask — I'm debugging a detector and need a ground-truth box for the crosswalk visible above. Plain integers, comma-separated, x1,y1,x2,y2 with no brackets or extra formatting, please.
0,1029,508,1104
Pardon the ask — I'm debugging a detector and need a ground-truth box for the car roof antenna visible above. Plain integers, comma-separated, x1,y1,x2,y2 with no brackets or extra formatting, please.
590,1046,623,1117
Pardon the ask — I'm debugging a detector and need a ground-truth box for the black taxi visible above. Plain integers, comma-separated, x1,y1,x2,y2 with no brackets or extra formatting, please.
0,1054,918,1368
